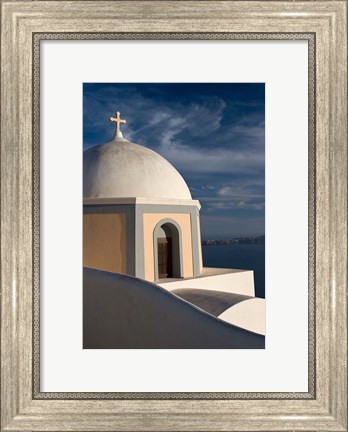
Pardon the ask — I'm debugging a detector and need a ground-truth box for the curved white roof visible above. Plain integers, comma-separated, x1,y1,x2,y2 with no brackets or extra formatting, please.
83,134,192,200
84,268,265,348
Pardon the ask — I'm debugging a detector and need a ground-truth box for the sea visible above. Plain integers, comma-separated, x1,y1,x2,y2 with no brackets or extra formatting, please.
202,244,265,299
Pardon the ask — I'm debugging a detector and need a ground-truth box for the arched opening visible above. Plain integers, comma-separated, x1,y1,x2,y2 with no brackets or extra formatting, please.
154,221,182,280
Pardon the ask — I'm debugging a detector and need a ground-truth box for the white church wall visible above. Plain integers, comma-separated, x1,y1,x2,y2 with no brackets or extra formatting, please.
159,269,255,297
218,298,265,335
83,268,264,349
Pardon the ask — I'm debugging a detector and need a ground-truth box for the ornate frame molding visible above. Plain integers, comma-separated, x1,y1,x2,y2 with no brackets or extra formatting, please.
1,2,346,431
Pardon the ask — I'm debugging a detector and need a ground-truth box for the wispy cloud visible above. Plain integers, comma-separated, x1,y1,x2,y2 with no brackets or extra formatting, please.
83,83,265,237
158,142,264,175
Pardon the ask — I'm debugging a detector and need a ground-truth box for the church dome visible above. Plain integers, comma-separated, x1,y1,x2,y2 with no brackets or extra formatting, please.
84,113,192,200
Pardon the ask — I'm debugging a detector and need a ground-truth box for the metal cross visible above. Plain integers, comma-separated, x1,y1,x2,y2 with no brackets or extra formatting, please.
109,111,126,133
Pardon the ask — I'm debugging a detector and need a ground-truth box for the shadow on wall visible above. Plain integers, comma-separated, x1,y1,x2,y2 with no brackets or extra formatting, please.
83,268,265,349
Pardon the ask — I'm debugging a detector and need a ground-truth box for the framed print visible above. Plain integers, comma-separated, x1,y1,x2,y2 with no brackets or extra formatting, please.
82,82,266,350
1,1,347,431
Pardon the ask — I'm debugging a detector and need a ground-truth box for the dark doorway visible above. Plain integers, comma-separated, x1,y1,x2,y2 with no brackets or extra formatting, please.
155,221,182,280
157,237,173,278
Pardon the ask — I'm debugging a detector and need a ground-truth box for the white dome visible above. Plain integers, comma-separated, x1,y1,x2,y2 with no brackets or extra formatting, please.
84,135,192,200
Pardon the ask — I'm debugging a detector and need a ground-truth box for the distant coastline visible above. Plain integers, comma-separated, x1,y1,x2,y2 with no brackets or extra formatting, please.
202,235,265,246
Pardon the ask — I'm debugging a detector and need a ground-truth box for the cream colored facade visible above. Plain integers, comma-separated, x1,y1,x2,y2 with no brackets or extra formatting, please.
143,213,194,281
83,212,127,274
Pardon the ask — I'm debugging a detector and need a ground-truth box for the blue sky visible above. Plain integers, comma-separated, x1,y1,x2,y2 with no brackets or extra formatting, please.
83,83,265,239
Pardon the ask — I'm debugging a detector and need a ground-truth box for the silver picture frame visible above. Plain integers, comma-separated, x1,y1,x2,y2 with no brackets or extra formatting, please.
1,1,347,430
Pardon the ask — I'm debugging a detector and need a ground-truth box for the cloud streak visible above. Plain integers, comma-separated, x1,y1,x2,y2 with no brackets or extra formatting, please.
83,83,265,238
